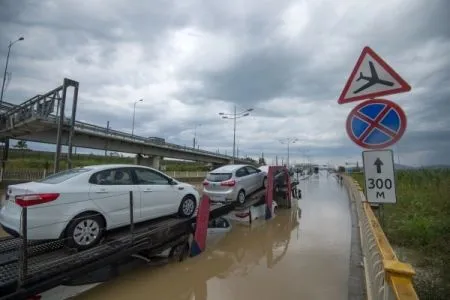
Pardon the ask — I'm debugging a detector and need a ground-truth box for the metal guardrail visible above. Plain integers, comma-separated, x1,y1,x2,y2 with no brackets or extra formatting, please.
0,100,241,162
343,175,419,300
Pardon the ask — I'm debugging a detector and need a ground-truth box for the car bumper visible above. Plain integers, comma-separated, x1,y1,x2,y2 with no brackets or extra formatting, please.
203,190,238,203
0,207,67,240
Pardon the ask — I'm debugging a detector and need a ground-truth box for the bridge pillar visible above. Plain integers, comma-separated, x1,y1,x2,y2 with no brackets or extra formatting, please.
134,154,162,170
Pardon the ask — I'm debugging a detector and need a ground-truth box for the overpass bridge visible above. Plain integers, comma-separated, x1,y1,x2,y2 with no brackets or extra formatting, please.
0,79,249,172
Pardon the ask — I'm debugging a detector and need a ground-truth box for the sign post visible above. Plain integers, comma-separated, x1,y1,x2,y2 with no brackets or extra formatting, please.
362,150,397,204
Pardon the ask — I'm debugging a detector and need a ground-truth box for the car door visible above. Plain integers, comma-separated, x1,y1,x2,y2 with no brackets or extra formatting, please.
132,167,180,220
88,168,141,229
245,166,262,191
235,167,252,193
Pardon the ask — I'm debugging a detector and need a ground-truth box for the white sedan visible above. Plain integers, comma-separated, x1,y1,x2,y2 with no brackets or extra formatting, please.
0,164,199,250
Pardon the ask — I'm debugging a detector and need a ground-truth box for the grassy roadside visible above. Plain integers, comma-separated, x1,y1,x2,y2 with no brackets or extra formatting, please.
352,169,450,299
0,149,209,171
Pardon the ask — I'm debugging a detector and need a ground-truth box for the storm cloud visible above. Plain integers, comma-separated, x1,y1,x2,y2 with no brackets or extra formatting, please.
0,0,449,166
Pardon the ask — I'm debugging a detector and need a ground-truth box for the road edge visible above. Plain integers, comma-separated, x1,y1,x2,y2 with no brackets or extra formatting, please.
346,179,367,300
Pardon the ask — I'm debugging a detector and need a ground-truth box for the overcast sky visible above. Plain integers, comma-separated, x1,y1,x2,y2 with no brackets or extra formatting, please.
1,0,449,166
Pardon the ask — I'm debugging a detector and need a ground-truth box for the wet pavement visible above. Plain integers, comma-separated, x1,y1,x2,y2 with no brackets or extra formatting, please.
77,172,352,300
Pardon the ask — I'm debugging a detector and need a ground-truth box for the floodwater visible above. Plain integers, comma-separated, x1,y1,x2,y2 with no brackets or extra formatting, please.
77,172,352,300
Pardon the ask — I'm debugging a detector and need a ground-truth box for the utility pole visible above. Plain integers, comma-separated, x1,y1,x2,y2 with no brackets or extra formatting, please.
279,138,298,167
105,120,110,156
1,37,24,105
219,106,253,163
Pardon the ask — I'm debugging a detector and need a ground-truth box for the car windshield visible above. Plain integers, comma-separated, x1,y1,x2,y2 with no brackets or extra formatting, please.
206,173,232,182
37,168,92,184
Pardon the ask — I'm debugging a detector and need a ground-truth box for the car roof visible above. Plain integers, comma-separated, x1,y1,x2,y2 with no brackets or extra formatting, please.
81,164,155,171
211,164,249,173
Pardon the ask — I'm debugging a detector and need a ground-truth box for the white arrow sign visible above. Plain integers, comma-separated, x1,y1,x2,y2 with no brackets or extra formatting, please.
362,150,397,204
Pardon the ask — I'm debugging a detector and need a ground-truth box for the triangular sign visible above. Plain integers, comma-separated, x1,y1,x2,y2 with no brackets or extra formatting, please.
338,46,411,104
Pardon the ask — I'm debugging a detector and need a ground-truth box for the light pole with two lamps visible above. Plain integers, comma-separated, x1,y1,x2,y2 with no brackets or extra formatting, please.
1,36,24,105
219,105,253,163
193,123,201,148
131,99,143,136
279,138,298,167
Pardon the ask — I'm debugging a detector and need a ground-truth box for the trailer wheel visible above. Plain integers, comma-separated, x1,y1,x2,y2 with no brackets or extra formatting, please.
169,242,190,262
65,212,105,250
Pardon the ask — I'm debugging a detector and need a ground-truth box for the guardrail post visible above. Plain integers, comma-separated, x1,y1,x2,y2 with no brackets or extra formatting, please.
18,206,28,287
129,191,134,243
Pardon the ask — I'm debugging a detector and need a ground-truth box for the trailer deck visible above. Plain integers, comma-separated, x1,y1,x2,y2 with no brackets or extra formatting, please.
0,187,270,300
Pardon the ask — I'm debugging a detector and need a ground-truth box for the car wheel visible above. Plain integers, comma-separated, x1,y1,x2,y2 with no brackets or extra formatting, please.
262,177,268,189
178,195,197,218
169,242,190,262
65,213,105,250
236,190,246,205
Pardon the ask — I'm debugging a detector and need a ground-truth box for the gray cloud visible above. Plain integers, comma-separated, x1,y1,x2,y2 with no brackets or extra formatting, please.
1,0,449,166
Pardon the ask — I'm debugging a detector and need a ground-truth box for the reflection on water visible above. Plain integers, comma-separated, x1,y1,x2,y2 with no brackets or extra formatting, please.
78,207,300,300
75,173,351,300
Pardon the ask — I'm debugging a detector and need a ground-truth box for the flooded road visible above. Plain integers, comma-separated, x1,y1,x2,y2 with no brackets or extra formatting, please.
77,172,352,300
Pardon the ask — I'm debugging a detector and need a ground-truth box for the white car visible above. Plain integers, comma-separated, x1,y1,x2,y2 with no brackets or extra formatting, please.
203,164,267,204
0,164,199,250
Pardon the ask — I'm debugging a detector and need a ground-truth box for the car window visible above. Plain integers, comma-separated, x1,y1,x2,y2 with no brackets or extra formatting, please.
134,168,170,185
245,166,258,174
90,168,133,185
235,167,249,177
38,168,92,184
206,173,232,182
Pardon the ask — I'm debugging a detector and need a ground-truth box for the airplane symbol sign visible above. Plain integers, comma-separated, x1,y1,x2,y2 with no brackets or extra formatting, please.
338,47,411,104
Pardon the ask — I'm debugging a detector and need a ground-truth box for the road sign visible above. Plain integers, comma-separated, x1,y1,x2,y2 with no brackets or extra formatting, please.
346,98,407,149
338,46,411,104
362,150,397,203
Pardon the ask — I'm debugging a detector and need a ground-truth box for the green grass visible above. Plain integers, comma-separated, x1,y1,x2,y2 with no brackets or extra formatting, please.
1,149,210,171
352,169,450,299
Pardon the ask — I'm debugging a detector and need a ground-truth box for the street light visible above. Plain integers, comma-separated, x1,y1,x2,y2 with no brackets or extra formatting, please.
1,36,24,104
131,99,143,136
279,138,298,167
193,123,201,148
219,105,253,163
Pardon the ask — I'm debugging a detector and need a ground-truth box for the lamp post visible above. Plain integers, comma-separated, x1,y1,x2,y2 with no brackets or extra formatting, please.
193,123,201,148
131,99,143,136
1,36,24,105
279,138,298,167
219,105,253,163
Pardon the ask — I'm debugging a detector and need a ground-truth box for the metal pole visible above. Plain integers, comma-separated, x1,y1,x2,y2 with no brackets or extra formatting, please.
132,102,136,136
0,42,11,105
54,80,67,174
193,125,197,148
232,105,236,163
129,191,134,243
105,120,110,156
66,79,79,170
1,138,9,182
287,142,290,167
18,206,28,287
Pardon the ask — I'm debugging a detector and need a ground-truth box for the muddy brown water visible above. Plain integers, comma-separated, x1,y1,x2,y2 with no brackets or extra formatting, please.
76,173,352,300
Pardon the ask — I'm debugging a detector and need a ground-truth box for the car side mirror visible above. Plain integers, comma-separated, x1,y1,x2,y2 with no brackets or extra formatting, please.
168,178,177,185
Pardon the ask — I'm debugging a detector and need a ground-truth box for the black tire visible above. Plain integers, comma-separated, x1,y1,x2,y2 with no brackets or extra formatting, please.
262,177,268,189
178,195,197,218
65,213,105,251
169,242,190,262
236,189,246,205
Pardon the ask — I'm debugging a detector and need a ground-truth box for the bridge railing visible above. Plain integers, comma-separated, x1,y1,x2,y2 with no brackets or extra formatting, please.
344,176,419,300
1,100,235,161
